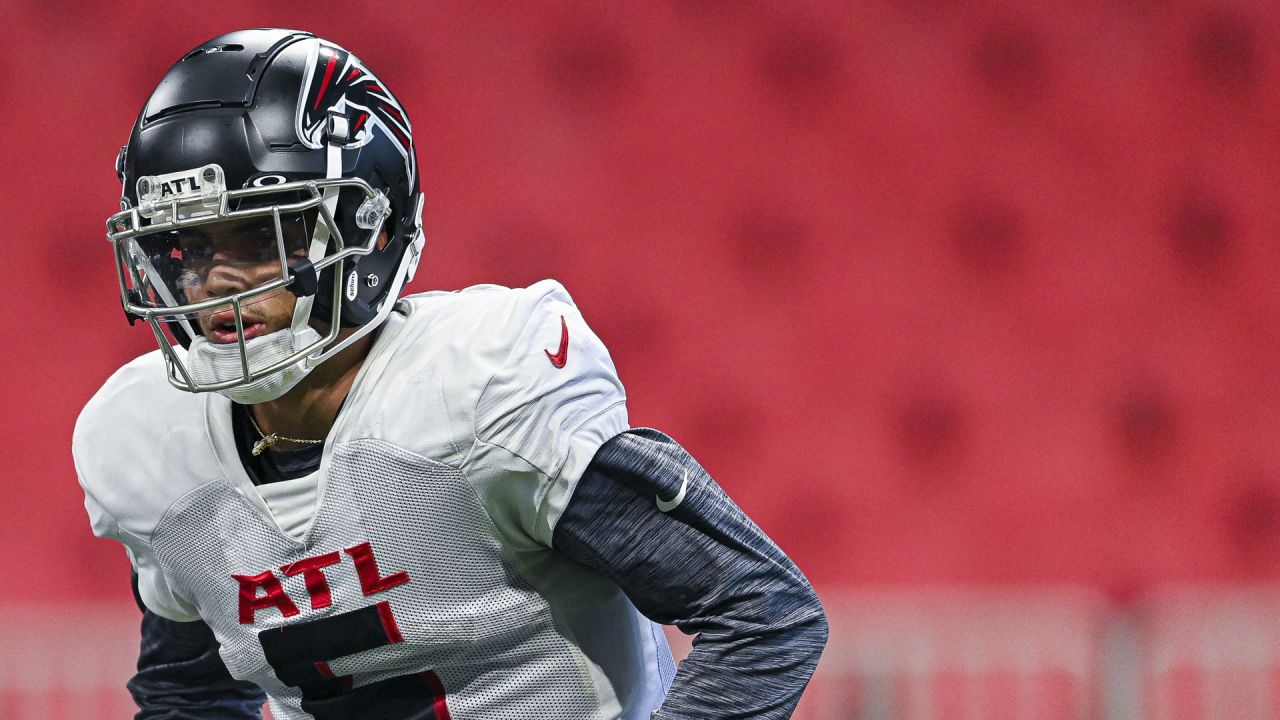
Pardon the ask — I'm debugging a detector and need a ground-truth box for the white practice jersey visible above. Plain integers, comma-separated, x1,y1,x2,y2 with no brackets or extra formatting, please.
74,280,674,720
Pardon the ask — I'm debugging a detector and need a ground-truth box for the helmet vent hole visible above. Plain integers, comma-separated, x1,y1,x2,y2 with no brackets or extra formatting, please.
184,44,245,61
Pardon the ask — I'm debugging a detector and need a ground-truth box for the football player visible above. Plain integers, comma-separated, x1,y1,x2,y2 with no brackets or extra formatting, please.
74,29,826,719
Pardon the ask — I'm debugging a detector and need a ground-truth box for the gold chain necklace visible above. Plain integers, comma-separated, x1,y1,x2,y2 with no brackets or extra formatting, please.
247,411,325,457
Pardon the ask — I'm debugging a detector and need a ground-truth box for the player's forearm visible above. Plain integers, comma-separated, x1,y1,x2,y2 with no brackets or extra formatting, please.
129,571,266,719
654,604,827,719
555,429,827,719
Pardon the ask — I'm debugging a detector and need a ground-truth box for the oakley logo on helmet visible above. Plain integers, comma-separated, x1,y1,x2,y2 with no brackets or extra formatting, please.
296,41,416,186
247,174,289,187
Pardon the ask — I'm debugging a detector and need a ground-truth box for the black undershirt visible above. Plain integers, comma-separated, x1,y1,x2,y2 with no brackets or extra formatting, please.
229,402,324,485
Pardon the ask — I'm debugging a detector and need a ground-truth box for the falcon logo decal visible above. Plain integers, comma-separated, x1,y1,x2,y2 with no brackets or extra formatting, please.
296,41,416,185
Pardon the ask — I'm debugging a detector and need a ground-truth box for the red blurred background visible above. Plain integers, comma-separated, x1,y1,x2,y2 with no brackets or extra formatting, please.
4,0,1280,717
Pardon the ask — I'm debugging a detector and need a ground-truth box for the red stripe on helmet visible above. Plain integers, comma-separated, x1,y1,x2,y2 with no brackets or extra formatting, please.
313,52,338,110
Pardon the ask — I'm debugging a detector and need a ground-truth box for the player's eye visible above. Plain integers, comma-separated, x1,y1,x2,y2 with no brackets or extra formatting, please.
181,243,213,265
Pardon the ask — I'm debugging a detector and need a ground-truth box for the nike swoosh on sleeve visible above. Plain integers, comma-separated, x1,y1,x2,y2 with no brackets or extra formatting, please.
655,471,688,513
544,315,568,368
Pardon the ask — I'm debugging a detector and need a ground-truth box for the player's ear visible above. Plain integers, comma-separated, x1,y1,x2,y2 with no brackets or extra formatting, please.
377,228,390,251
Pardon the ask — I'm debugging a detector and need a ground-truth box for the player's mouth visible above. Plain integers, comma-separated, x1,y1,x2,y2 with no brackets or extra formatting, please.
205,310,268,344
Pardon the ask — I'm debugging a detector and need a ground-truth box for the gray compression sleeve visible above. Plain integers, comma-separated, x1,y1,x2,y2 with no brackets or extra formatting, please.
553,428,827,719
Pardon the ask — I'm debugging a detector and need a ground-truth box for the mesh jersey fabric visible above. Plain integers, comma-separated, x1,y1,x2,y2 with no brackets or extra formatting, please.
154,440,610,719
74,280,673,719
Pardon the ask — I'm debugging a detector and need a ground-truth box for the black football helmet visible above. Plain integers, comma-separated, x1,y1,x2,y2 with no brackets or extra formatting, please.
106,28,424,394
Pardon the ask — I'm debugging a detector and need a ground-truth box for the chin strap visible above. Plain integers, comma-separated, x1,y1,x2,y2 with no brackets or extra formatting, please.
292,111,426,368
305,213,424,367
402,193,427,284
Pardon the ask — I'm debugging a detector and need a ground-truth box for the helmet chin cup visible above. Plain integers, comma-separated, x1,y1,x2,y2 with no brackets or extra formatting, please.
187,326,325,404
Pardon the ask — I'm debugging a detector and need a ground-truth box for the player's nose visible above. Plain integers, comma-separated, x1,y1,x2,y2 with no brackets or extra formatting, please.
200,262,256,298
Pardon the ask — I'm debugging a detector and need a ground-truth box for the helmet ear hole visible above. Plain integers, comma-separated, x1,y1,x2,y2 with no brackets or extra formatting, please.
376,225,391,252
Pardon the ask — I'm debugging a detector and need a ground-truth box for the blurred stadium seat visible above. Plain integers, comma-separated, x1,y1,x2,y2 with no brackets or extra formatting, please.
0,604,138,719
804,588,1110,720
1138,587,1280,720
10,589,1280,719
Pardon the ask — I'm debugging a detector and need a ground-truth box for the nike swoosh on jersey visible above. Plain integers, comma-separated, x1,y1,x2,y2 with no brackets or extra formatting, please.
655,471,688,513
544,315,569,368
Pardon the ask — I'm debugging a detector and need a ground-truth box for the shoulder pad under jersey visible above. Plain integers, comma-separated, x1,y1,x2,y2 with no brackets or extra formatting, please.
73,349,221,540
